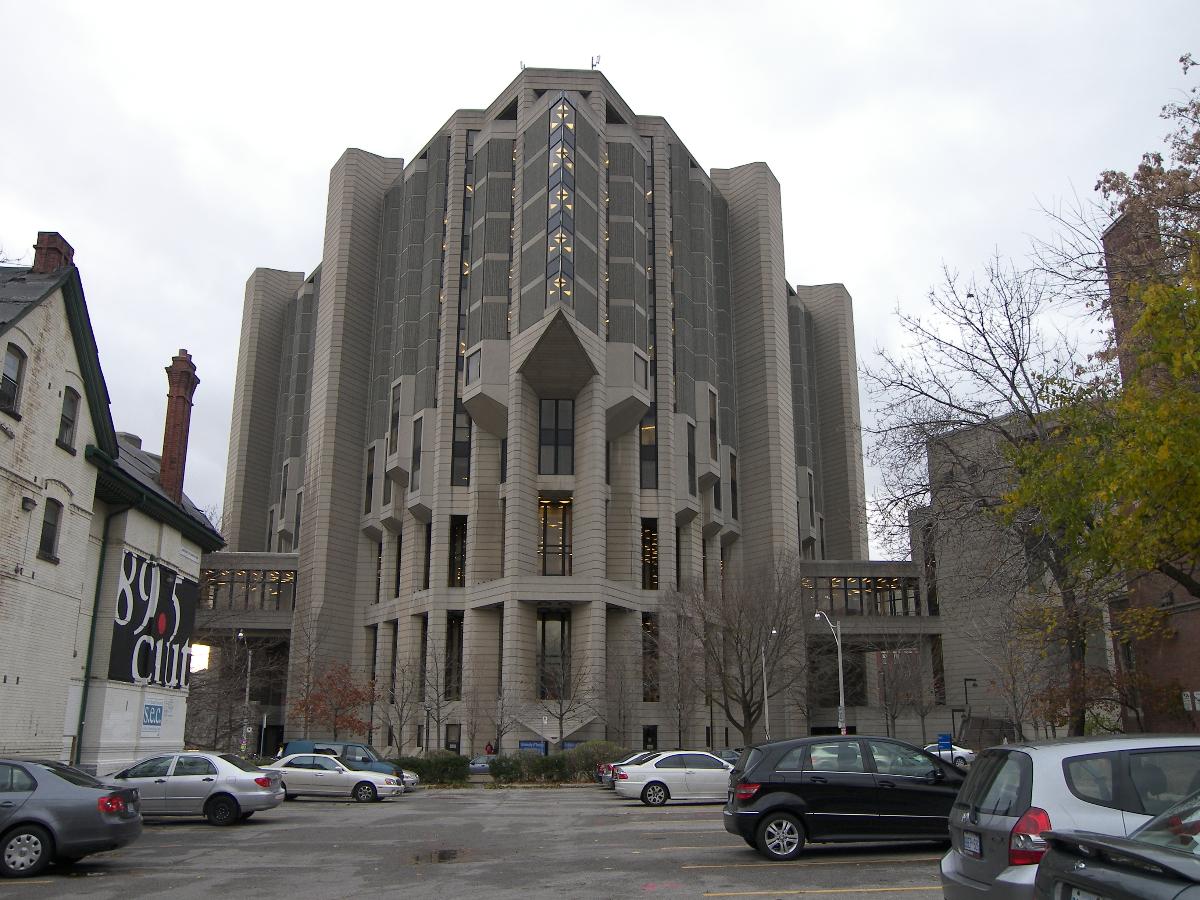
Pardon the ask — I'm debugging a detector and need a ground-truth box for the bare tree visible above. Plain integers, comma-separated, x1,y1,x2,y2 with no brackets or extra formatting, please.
487,685,522,754
377,660,420,755
419,635,456,755
683,553,810,747
535,653,602,752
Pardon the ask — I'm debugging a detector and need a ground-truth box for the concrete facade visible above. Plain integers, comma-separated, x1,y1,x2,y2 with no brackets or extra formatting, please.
214,70,950,755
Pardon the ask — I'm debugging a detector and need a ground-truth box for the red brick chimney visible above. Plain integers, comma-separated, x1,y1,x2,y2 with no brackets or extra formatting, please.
31,232,75,274
160,349,200,504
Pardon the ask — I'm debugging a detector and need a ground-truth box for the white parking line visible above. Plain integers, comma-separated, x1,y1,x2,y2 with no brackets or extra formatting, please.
704,887,942,897
682,855,943,870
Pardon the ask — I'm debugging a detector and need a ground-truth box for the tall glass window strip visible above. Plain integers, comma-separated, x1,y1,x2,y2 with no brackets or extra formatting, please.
539,399,574,475
499,437,507,483
641,518,659,589
267,509,274,552
448,515,468,587
410,417,423,492
537,609,570,699
457,131,477,384
639,403,658,489
375,541,383,603
686,423,697,496
280,462,289,513
451,399,471,486
713,477,722,512
538,496,572,576
388,621,399,703
293,492,302,549
445,611,464,701
363,448,375,514
729,454,739,520
418,613,429,701
393,528,403,597
39,499,62,560
422,523,432,590
388,383,402,454
546,94,576,308
641,612,660,702
709,391,719,460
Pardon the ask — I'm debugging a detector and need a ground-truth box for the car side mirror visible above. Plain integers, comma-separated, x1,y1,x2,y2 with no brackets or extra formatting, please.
930,768,945,781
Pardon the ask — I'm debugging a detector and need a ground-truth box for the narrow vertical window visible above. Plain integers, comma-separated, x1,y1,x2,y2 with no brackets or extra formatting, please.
445,611,464,700
605,441,611,485
448,515,468,587
393,528,403,597
641,518,659,589
280,462,289,515
708,391,719,460
701,537,708,590
388,621,399,703
364,448,375,514
675,526,682,589
713,477,722,512
1,344,26,415
267,509,275,552
537,609,570,699
538,496,572,576
686,423,696,496
499,499,507,578
642,613,660,702
388,383,402,454
383,468,392,506
422,523,432,590
418,613,429,700
410,418,423,492
730,454,739,520
38,499,63,561
375,541,383,603
57,387,80,450
293,492,303,549
539,399,574,475
451,400,471,486
499,437,508,483
639,404,658,489
808,471,816,527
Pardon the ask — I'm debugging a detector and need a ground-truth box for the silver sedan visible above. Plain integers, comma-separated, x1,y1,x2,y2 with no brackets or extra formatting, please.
265,754,404,802
107,752,283,825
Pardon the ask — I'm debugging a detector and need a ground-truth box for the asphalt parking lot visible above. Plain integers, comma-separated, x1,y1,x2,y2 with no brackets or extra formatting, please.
3,786,946,898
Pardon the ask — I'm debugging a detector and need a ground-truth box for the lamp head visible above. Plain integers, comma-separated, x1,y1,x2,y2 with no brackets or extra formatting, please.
237,629,245,641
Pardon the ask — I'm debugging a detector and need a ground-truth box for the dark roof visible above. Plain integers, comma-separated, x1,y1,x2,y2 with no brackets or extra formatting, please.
1,263,222,551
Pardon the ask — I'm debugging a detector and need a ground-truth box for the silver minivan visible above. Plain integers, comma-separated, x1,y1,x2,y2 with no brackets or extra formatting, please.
941,736,1200,899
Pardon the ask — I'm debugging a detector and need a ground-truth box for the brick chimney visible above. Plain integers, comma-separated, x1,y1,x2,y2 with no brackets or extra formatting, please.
31,232,75,274
160,349,200,504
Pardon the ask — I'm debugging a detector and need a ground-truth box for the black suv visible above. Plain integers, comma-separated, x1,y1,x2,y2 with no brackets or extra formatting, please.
724,735,966,860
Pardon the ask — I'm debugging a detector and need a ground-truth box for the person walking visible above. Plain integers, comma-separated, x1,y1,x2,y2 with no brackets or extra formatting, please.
484,742,495,756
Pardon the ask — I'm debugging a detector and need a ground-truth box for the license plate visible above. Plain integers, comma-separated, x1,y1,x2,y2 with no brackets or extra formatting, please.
961,830,981,857
1068,889,1104,900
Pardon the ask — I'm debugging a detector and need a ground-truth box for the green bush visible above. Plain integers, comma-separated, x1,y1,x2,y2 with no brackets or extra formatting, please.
527,752,570,782
388,751,469,785
488,754,525,783
560,741,628,782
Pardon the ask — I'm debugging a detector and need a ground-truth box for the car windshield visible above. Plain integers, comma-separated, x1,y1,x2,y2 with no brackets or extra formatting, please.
334,756,366,770
218,754,262,773
1131,791,1200,856
40,761,105,788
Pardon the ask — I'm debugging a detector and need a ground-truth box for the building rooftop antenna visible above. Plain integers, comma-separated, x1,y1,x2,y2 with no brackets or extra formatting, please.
591,55,601,70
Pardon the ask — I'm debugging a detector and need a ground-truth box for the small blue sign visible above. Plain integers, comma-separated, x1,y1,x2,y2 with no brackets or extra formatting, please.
141,702,164,737
937,733,952,751
562,741,581,750
518,740,547,755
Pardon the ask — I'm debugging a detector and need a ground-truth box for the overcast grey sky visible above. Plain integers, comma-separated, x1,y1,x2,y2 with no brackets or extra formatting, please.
2,1,1195,551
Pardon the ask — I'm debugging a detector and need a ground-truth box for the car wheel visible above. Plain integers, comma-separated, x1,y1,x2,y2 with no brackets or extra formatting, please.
353,781,379,803
640,782,669,806
954,756,966,767
756,812,805,861
1,824,53,877
204,794,240,826
281,783,297,801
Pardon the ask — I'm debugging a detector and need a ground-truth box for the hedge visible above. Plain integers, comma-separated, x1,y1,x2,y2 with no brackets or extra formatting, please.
389,750,469,784
487,740,630,784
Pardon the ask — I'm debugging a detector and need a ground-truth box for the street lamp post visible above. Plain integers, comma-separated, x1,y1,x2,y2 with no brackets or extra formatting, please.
814,611,846,736
761,628,777,741
237,629,254,755
962,678,977,713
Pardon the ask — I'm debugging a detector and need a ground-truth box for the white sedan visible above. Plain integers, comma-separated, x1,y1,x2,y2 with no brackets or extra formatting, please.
613,750,733,806
264,754,404,801
923,743,976,766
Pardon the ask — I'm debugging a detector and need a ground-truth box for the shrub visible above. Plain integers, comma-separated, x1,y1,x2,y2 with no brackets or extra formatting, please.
560,740,628,782
389,751,469,784
488,754,525,784
527,752,570,782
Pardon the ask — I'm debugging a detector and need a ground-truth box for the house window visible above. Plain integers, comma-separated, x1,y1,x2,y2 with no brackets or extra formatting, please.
445,611,464,701
641,518,659,589
537,609,570,700
364,448,375,514
539,400,574,475
642,613,659,702
538,496,572,576
1,344,26,415
451,400,471,487
38,499,62,562
686,423,697,496
388,383,402,454
410,418,423,492
448,515,468,587
57,387,80,450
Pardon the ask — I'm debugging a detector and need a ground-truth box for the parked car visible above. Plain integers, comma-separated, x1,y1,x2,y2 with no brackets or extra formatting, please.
716,748,744,764
279,740,418,790
925,743,976,767
107,751,283,826
598,752,661,788
1034,789,1200,899
1,759,141,878
264,754,403,802
724,735,966,861
614,751,733,806
941,735,1200,899
469,755,496,775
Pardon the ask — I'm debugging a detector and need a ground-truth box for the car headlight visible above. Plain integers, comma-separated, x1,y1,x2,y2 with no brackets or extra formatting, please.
385,778,398,785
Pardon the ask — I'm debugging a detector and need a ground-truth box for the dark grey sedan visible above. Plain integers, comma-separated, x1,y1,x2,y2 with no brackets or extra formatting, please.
1,759,141,878
1034,790,1200,899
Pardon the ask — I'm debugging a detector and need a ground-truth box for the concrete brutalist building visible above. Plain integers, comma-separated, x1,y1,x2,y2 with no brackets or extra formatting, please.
208,69,944,754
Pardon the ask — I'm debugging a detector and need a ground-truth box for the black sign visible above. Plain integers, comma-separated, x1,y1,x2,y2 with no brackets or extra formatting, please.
107,550,196,689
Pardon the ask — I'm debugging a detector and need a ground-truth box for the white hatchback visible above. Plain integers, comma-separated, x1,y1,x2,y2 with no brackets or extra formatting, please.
614,751,733,806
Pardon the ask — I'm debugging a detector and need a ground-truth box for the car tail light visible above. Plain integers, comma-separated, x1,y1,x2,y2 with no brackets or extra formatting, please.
98,794,127,813
614,768,628,780
1009,806,1051,865
254,776,272,788
734,783,761,801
